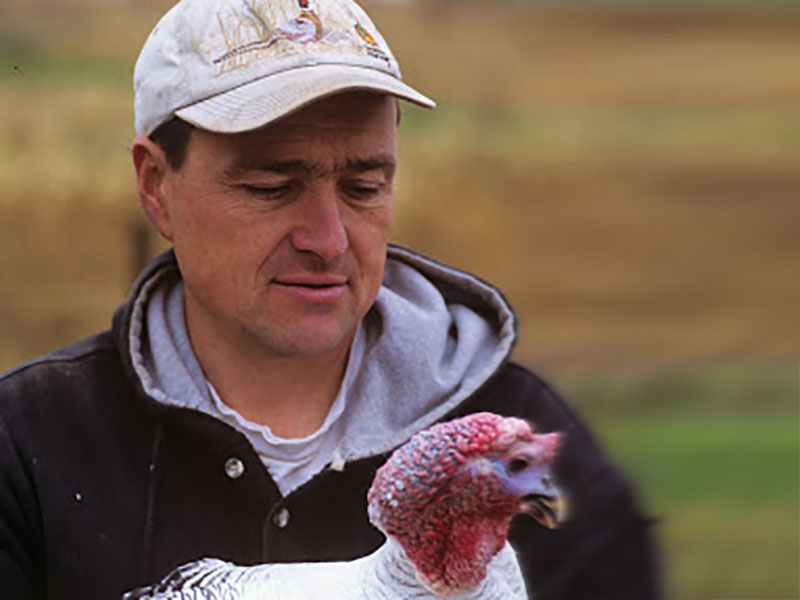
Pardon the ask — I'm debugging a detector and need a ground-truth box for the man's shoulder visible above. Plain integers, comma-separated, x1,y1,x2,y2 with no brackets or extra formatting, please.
1,330,118,380
0,330,124,413
461,361,584,433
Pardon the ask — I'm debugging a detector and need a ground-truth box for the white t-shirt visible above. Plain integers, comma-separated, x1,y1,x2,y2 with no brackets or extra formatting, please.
204,324,364,496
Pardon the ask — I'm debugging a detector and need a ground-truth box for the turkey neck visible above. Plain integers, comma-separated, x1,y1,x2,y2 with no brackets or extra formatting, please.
389,495,515,595
365,538,525,599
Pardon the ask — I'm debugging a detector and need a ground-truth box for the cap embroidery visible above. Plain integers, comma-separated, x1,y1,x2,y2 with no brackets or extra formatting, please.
214,9,324,68
354,22,390,66
354,23,377,46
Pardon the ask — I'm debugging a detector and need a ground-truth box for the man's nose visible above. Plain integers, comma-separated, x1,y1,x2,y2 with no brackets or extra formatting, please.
290,186,348,262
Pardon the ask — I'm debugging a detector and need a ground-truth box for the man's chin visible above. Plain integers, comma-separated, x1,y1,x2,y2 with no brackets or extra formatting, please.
250,320,357,360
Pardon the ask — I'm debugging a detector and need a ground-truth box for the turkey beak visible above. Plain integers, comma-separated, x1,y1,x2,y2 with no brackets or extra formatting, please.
518,463,567,529
521,488,566,530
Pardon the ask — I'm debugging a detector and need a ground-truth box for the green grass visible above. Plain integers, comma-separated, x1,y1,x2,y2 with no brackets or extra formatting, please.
606,410,797,507
559,364,800,599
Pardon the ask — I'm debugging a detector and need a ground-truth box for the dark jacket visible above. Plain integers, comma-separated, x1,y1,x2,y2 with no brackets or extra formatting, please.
0,252,660,599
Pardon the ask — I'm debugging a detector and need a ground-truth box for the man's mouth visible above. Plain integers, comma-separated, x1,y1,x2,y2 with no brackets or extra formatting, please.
272,276,348,302
274,277,347,288
281,282,340,288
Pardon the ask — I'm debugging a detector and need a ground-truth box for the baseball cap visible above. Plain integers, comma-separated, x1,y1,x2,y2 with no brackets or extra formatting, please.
134,0,435,137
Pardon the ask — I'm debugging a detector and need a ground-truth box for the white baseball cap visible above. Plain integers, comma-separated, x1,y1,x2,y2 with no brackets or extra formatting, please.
134,0,435,137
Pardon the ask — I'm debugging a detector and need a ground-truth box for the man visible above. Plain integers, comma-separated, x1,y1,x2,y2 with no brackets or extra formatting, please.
0,0,660,598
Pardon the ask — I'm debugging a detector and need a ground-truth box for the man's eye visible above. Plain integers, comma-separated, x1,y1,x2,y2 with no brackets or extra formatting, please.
343,184,381,200
242,184,291,198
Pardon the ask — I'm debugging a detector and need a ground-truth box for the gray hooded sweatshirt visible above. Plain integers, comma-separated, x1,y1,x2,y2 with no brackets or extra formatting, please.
129,245,516,495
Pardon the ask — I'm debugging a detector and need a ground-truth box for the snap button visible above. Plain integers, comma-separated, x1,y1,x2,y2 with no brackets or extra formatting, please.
224,457,245,480
272,507,290,528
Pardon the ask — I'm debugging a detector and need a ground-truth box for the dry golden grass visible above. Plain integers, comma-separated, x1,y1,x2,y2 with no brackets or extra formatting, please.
1,1,799,373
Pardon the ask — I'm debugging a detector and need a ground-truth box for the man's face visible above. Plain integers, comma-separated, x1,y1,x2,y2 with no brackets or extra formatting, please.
157,92,397,359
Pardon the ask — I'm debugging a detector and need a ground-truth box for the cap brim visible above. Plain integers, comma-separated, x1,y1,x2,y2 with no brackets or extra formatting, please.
175,64,435,134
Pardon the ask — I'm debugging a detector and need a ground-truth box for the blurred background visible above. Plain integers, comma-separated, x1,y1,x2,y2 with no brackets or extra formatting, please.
0,0,798,597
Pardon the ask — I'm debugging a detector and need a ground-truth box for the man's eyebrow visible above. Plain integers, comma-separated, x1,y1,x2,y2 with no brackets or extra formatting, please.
223,160,314,178
341,155,396,173
223,155,396,178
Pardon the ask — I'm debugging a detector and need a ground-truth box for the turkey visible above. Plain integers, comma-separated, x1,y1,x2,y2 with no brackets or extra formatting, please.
124,412,566,599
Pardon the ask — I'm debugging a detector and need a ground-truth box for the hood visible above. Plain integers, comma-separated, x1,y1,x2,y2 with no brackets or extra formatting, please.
337,245,517,461
123,244,517,463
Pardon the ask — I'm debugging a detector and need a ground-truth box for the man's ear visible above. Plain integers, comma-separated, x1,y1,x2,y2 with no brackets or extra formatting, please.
132,136,174,242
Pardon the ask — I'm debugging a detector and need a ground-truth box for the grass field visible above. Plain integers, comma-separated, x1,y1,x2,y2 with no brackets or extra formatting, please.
563,363,800,599
1,1,798,597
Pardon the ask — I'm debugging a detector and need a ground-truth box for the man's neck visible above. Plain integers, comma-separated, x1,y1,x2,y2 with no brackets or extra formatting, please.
184,308,353,440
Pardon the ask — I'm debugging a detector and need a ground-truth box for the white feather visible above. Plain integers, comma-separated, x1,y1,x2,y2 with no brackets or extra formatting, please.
124,539,527,599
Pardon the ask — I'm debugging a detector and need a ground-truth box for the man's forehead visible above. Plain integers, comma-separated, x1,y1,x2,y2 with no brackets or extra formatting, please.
251,92,397,134
283,91,397,118
207,93,398,171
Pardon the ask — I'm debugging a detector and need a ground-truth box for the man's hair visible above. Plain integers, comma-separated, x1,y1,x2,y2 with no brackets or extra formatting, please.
149,117,195,171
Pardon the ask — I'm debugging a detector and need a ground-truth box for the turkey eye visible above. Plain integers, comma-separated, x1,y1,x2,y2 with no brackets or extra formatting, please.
507,458,529,474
